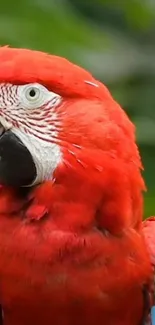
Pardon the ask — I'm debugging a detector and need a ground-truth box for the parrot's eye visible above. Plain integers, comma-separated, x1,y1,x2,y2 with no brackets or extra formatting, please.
18,83,61,110
26,87,40,101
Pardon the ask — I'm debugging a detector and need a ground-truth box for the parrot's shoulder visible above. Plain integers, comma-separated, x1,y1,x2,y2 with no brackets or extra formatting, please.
143,217,155,325
143,217,155,266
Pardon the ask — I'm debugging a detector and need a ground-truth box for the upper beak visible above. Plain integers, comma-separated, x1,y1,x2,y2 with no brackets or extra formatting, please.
0,116,37,187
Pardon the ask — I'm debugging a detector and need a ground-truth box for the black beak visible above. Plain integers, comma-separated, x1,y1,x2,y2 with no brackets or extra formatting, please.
0,130,36,187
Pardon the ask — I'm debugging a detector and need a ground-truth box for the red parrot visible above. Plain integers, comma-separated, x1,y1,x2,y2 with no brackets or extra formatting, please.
0,46,153,325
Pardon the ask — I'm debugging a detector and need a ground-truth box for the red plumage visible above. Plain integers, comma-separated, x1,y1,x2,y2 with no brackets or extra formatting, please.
0,46,152,325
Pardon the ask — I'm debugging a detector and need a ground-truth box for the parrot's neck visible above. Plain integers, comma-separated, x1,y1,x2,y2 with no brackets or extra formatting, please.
0,174,102,232
0,176,99,229
0,162,144,235
0,183,51,221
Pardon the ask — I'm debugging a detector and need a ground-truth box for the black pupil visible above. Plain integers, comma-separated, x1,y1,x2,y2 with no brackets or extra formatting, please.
29,89,36,97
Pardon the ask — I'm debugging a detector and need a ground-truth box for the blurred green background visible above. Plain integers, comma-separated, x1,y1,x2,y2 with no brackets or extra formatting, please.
0,0,154,218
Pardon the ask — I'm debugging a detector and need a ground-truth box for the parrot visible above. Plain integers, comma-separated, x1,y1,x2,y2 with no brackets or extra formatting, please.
0,46,153,325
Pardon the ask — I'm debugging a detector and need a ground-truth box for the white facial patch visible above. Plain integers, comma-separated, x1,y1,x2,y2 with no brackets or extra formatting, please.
0,83,62,186
12,127,62,186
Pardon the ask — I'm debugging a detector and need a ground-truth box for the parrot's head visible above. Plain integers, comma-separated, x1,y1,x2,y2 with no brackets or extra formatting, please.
0,46,107,187
0,47,144,209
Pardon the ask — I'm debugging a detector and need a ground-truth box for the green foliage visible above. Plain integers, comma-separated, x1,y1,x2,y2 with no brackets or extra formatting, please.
0,0,154,217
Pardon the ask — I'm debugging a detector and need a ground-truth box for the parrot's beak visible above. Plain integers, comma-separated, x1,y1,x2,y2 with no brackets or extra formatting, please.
0,130,37,187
